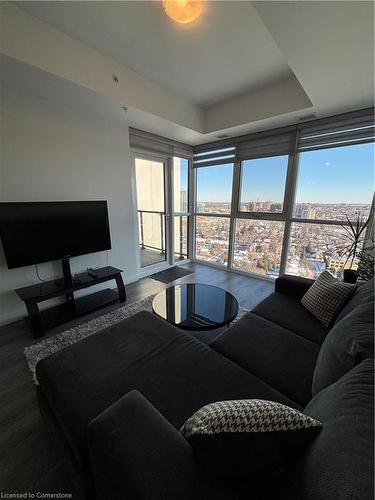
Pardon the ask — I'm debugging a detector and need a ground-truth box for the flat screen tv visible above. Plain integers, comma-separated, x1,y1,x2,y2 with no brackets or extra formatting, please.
0,201,111,269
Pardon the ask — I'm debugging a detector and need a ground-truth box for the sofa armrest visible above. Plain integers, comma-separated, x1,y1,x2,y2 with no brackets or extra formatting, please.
275,274,315,300
88,390,234,500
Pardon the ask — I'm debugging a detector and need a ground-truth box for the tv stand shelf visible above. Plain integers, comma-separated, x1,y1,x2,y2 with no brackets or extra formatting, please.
15,266,126,338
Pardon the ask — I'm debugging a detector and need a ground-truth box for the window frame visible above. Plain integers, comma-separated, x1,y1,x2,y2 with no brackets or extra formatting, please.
226,152,295,277
284,141,374,278
173,156,190,260
191,132,374,280
231,218,286,277
194,163,234,217
132,147,193,273
191,163,233,266
237,155,290,216
194,214,232,267
191,151,296,279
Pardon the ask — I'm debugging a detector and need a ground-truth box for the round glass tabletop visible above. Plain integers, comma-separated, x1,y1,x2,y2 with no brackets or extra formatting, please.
152,283,239,331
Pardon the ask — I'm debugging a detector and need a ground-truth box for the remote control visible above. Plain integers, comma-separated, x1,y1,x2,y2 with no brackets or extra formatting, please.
88,269,98,279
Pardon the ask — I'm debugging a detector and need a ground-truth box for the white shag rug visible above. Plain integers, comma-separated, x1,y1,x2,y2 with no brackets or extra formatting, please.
24,294,247,384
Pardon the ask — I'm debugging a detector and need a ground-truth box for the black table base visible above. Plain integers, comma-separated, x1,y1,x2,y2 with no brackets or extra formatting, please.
16,265,126,338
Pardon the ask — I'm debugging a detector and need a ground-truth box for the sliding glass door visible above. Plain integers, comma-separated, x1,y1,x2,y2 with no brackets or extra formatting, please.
135,156,169,269
134,153,191,273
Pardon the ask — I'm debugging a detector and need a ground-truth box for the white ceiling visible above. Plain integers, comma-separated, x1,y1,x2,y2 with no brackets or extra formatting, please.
3,1,374,144
16,0,293,108
0,54,310,145
254,1,374,113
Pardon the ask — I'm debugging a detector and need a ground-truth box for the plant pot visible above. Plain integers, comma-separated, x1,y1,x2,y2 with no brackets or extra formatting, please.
343,269,358,284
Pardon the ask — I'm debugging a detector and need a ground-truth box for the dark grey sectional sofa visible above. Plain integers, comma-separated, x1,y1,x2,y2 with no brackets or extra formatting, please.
35,275,374,500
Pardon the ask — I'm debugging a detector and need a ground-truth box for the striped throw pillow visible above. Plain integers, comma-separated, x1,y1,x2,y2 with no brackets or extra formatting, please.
301,271,356,327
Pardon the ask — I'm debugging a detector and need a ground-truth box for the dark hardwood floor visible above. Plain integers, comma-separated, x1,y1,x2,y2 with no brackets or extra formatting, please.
0,262,273,497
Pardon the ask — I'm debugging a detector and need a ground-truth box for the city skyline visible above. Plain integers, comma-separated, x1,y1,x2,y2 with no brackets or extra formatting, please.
195,214,365,279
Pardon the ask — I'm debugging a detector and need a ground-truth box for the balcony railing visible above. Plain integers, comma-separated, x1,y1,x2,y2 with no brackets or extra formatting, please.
138,210,186,259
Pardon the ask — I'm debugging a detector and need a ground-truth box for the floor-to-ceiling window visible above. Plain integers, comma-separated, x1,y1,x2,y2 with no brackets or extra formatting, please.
194,163,233,265
191,111,374,280
233,155,289,277
286,142,374,278
173,156,190,260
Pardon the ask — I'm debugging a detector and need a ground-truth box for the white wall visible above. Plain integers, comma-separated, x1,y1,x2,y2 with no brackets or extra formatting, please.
0,88,139,326
1,3,204,134
204,76,312,133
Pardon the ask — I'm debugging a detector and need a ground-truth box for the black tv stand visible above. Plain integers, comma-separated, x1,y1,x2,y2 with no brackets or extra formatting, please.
15,263,126,338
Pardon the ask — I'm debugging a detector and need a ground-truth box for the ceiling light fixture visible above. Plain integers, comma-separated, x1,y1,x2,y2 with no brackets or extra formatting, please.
163,0,203,24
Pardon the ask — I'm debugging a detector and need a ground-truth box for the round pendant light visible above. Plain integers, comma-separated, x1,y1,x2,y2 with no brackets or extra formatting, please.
163,0,203,24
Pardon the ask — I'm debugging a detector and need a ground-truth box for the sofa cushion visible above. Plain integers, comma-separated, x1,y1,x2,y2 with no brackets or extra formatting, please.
252,293,329,344
335,277,374,323
301,271,356,327
275,274,314,300
89,390,237,500
180,399,321,479
282,359,374,500
36,310,298,471
312,301,374,395
211,313,320,406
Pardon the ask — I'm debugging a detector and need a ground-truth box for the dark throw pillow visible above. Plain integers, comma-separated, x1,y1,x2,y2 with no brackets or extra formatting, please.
180,399,322,479
312,301,374,395
301,271,356,327
335,277,374,324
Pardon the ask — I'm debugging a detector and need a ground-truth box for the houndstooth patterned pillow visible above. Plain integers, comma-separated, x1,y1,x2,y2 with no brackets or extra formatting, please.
180,399,321,438
301,271,356,327
180,399,322,480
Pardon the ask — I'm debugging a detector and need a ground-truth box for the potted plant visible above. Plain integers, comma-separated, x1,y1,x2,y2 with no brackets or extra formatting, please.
338,213,372,283
357,233,374,281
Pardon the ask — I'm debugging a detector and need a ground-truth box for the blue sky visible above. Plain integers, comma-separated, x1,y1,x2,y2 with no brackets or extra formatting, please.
196,142,374,204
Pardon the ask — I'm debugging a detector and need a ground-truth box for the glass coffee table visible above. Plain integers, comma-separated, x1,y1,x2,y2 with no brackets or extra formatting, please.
152,283,239,330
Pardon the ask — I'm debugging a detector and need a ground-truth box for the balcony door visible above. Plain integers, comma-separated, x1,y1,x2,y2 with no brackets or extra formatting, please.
134,155,170,271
